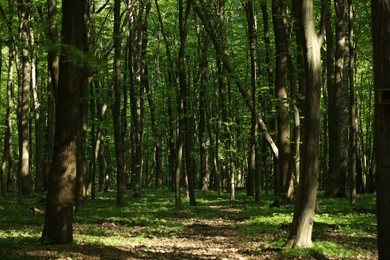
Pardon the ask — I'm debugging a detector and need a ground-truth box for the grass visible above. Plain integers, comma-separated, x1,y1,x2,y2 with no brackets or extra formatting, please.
0,189,377,259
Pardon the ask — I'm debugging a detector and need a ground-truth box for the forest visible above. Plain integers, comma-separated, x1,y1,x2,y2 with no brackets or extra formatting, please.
0,0,389,259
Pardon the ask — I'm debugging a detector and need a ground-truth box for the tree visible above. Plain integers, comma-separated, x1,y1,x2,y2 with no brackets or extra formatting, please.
371,0,390,258
17,0,32,197
113,0,126,206
44,0,59,191
244,0,258,198
326,0,349,198
272,0,292,201
41,0,86,244
286,0,326,248
0,0,15,196
197,29,210,192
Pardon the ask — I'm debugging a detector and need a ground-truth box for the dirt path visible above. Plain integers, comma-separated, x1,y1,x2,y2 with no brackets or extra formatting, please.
120,205,250,259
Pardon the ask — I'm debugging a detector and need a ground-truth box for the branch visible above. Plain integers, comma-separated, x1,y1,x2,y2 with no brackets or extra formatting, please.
193,1,279,159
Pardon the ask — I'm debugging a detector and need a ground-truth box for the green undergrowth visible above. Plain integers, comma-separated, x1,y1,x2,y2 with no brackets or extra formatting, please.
0,189,377,259
239,192,377,258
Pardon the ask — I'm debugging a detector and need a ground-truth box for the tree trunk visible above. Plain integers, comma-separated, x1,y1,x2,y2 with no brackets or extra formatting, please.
272,0,291,199
198,30,210,191
327,0,349,198
44,0,59,191
1,14,15,195
140,0,152,190
42,0,86,244
287,0,326,248
244,0,257,198
29,16,44,192
348,0,357,205
129,1,145,195
75,74,89,212
18,0,32,197
371,0,390,258
176,0,195,206
193,1,279,160
113,0,126,206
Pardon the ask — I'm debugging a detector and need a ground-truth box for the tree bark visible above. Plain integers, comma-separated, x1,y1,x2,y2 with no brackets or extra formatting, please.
1,7,15,195
44,0,59,191
287,0,326,248
244,0,258,198
42,0,86,244
326,0,349,198
176,0,196,206
348,0,357,205
198,29,210,191
113,0,126,206
272,0,291,199
371,0,390,258
18,0,32,197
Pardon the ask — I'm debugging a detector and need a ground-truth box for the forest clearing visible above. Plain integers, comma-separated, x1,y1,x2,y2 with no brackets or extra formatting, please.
0,189,377,259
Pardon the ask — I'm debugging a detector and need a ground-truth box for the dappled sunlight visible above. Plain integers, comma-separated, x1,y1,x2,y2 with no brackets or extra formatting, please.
0,190,378,259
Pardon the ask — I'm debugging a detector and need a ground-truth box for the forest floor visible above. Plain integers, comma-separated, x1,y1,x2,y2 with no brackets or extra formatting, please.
0,189,378,259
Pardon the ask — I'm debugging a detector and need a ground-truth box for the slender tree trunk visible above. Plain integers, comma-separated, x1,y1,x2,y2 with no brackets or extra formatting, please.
371,0,390,258
113,0,126,206
2,13,15,195
287,0,326,248
260,0,273,195
28,15,44,192
245,0,258,198
348,0,357,205
146,70,162,188
138,0,151,192
18,0,32,197
42,0,86,244
154,0,177,190
325,0,334,195
198,30,210,191
144,3,162,188
193,1,279,160
75,73,89,212
176,0,195,206
129,1,145,195
272,0,291,200
45,0,59,191
327,0,349,198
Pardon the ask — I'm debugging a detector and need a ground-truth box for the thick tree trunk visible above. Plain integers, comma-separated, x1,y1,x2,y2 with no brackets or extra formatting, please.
42,0,86,243
371,0,390,258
